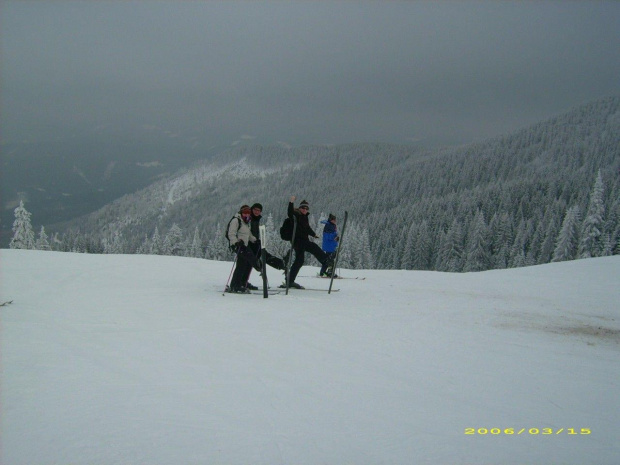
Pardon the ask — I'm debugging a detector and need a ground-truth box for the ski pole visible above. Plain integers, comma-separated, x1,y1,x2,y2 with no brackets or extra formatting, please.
328,211,348,294
223,247,239,293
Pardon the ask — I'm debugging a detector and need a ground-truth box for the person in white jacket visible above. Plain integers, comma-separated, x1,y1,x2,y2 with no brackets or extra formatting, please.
226,205,258,293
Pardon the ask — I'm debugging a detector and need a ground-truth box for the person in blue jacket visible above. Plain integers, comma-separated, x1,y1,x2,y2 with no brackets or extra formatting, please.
320,214,339,277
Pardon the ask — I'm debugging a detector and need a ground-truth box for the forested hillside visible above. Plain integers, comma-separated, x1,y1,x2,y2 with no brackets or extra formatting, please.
44,96,620,271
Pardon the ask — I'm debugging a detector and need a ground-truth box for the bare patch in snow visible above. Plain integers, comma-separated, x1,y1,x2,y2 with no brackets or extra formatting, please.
495,311,620,346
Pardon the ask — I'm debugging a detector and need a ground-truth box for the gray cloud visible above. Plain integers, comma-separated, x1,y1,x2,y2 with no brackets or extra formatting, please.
2,1,619,147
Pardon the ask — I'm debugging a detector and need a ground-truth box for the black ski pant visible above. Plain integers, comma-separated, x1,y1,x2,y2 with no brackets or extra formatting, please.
289,239,331,283
230,246,258,290
264,251,286,270
248,243,286,271
320,251,336,275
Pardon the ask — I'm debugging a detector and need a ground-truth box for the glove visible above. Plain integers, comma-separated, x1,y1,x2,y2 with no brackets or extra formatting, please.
230,241,244,253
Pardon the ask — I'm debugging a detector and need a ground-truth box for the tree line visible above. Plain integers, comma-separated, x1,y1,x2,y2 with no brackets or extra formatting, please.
10,201,374,271
10,168,616,272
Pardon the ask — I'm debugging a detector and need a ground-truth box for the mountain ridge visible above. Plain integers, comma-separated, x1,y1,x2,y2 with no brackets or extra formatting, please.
48,96,620,270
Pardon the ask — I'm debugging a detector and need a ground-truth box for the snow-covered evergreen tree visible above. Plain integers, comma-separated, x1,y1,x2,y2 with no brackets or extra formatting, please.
188,227,203,258
206,222,229,261
162,224,184,256
465,210,490,272
264,213,287,258
553,206,581,262
510,220,530,268
579,170,605,258
490,212,513,269
36,226,51,251
538,216,559,264
358,227,374,270
104,231,125,254
136,235,150,254
401,222,417,270
150,227,163,255
437,219,464,272
9,201,36,250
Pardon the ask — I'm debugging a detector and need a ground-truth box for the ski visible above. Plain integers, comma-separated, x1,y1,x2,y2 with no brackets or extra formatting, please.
294,288,340,292
278,285,339,292
308,274,366,280
0,300,13,307
252,289,282,295
328,211,348,294
221,289,282,296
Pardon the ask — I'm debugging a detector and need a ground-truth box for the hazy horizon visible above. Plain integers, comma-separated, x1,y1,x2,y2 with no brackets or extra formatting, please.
2,1,620,149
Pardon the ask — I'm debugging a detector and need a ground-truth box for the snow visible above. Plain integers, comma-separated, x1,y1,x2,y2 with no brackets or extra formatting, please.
165,158,298,206
1,249,618,464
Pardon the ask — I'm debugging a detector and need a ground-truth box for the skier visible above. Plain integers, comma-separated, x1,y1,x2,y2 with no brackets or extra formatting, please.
282,196,333,289
319,214,339,277
246,202,286,289
226,205,258,293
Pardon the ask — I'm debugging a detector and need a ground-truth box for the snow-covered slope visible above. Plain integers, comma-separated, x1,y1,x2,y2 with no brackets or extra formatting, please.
1,250,618,464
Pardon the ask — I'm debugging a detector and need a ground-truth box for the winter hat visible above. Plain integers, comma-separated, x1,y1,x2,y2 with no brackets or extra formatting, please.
328,213,336,221
251,203,263,211
239,205,251,214
299,200,309,210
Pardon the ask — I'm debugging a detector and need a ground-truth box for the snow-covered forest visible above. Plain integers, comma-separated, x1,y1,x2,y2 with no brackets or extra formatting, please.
14,96,620,272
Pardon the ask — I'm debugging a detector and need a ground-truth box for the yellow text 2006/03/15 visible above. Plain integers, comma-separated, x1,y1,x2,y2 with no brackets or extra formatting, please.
464,428,591,435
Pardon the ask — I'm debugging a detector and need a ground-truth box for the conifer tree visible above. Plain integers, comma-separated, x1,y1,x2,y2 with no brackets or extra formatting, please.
206,222,228,261
490,212,513,269
401,222,418,270
579,170,605,258
510,220,530,268
36,226,51,251
104,231,125,254
136,235,150,254
413,220,432,270
526,221,545,265
150,227,163,255
553,206,581,262
162,224,185,256
439,219,464,272
465,210,490,272
9,201,36,250
538,216,557,264
359,227,374,269
264,213,286,258
602,234,613,256
188,227,202,258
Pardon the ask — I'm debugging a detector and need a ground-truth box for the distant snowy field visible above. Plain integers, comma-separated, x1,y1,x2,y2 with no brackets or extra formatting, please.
1,249,618,465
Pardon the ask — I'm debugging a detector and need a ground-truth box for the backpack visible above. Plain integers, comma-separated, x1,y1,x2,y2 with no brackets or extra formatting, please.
279,217,294,241
224,216,241,245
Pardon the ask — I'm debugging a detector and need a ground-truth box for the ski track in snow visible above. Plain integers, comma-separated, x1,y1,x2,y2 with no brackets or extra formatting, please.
1,250,619,465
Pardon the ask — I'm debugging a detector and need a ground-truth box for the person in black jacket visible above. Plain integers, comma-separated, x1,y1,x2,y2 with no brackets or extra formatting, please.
246,202,286,289
283,196,333,289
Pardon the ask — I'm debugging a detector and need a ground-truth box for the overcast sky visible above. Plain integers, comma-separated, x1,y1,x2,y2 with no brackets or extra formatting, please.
2,1,620,148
